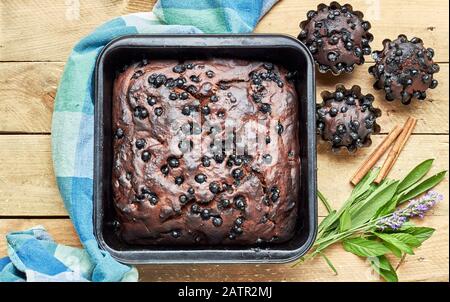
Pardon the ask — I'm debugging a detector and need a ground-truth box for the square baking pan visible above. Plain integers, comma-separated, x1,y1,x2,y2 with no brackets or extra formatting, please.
94,34,317,264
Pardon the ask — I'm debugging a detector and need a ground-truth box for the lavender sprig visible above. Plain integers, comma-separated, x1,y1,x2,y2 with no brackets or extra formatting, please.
376,190,443,231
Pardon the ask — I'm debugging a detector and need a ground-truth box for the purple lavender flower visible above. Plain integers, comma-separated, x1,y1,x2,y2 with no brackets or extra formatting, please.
376,190,442,231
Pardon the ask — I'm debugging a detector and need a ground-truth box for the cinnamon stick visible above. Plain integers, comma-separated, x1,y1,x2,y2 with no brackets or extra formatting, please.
350,124,403,185
374,117,417,184
387,117,418,173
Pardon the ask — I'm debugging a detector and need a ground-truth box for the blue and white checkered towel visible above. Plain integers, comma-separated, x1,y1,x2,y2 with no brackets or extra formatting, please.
0,0,278,282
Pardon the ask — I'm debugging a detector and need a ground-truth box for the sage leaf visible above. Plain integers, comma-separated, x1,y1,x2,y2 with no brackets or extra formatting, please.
320,169,379,235
350,181,399,227
318,190,333,214
397,170,447,204
318,210,337,233
376,195,399,218
320,169,382,235
349,180,391,216
343,237,390,257
353,167,380,197
401,227,435,244
373,232,414,255
339,209,352,232
397,159,434,194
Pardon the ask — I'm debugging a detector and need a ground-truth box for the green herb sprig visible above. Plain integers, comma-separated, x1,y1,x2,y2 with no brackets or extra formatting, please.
295,159,447,282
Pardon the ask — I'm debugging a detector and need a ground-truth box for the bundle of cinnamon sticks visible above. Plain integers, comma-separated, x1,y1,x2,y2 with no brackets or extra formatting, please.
350,116,417,185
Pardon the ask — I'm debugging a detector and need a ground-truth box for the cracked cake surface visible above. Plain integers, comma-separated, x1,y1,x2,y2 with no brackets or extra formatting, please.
112,59,300,245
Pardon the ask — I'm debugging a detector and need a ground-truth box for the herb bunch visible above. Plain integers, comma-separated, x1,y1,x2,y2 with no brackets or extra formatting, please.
296,159,447,282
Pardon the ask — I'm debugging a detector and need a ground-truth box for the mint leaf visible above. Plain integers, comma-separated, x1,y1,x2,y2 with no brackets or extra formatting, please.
397,171,447,204
395,222,417,231
343,237,390,257
369,256,398,282
389,233,421,248
397,159,434,193
379,267,399,282
383,241,402,258
350,181,399,226
373,232,414,255
401,226,435,244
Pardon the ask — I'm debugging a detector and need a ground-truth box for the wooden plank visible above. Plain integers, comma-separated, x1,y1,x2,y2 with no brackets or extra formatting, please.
0,217,446,281
0,0,156,62
0,0,448,62
0,62,63,133
0,62,448,133
0,135,447,217
0,135,66,216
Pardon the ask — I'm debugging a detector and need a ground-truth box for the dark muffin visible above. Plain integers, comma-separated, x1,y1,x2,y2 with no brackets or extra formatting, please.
317,84,381,152
369,34,440,104
111,59,300,245
298,2,373,74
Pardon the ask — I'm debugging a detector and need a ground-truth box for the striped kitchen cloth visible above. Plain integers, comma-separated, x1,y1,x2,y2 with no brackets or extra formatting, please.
0,0,278,282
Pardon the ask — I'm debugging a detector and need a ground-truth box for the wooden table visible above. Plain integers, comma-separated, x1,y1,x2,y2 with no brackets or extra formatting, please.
0,0,448,282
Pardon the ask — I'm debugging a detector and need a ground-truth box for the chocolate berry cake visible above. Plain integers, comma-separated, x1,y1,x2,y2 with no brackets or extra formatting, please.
112,59,300,245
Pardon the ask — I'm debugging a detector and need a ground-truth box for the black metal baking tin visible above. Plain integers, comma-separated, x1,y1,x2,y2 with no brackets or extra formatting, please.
94,34,317,264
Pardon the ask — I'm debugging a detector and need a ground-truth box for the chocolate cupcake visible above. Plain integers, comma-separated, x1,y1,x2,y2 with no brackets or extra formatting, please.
317,84,381,152
298,2,373,75
369,34,440,104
